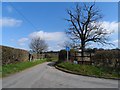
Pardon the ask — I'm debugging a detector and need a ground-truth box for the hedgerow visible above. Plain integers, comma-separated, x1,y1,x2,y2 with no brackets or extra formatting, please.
2,46,29,65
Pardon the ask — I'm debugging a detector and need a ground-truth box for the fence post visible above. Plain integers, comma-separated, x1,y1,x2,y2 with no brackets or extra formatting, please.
90,52,92,65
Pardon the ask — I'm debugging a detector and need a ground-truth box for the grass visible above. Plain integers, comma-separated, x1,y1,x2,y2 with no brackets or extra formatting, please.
46,57,58,62
2,59,47,77
0,66,1,77
57,62,119,79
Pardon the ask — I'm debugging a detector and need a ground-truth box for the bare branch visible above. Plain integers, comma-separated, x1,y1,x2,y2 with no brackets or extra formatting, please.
29,37,48,54
65,2,113,61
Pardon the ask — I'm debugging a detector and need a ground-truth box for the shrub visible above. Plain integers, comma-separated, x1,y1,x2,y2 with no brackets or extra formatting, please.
92,50,119,68
58,49,76,63
58,50,67,62
2,46,29,65
1,45,47,65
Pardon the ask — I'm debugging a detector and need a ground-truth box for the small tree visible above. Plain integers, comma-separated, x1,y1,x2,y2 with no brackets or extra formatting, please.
65,3,113,63
29,37,48,59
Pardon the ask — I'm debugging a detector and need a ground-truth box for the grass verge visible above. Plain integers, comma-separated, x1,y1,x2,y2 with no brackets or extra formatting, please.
0,66,1,78
46,57,58,62
2,59,47,77
57,62,119,79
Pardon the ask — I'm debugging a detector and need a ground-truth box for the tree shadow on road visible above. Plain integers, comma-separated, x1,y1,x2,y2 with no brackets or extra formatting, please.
47,62,56,67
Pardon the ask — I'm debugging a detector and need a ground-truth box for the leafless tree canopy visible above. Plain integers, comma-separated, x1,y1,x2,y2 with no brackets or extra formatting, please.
65,3,113,62
29,37,48,54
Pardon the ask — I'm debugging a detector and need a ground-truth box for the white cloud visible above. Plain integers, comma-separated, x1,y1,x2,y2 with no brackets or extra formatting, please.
113,40,119,44
91,21,118,34
48,44,63,51
29,31,68,51
16,21,118,51
29,31,66,41
0,17,23,27
18,38,28,46
112,39,119,48
102,21,118,48
113,40,118,43
100,21,118,33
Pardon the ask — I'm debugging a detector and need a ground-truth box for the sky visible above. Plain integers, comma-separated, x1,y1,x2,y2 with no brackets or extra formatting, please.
1,2,118,51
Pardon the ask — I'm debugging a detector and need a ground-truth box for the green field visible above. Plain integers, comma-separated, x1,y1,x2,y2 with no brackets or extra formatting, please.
2,59,47,77
57,62,119,79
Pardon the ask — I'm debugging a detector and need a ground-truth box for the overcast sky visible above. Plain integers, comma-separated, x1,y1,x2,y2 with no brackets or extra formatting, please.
1,2,118,51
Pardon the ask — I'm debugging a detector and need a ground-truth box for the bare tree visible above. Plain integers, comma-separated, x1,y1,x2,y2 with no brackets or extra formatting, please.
65,3,113,63
29,37,48,59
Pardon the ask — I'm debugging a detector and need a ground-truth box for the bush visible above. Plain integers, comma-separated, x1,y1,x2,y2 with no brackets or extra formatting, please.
58,49,76,63
92,50,119,68
58,50,67,62
2,46,29,65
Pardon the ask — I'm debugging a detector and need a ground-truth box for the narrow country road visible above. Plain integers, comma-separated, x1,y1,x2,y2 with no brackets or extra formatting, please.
2,62,118,88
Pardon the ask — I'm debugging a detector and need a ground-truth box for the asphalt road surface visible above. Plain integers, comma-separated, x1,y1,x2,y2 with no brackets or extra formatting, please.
2,62,118,88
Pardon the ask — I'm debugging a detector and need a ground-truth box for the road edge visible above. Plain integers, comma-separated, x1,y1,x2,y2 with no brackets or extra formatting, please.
55,65,120,80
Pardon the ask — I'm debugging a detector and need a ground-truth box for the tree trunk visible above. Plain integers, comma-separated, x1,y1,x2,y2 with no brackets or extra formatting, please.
81,42,85,64
81,48,84,64
37,52,39,59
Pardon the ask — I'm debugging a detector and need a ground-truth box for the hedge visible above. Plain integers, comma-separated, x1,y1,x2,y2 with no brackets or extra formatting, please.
58,49,75,63
92,50,120,68
58,49,120,69
1,45,29,65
